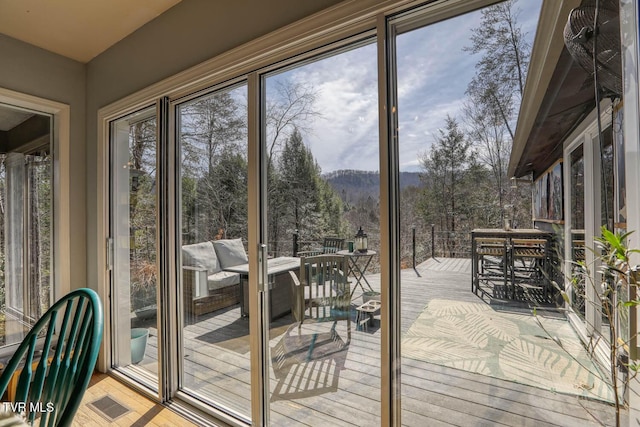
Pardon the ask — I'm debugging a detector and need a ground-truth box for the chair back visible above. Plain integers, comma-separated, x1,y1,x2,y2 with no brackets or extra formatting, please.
291,254,350,324
0,288,103,426
321,237,344,254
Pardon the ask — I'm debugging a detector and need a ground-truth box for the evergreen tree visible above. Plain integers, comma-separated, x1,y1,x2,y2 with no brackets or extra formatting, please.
419,116,476,256
277,129,322,239
269,128,345,254
420,116,472,233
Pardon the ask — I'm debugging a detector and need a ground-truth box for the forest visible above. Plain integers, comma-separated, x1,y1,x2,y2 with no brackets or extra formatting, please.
117,0,534,305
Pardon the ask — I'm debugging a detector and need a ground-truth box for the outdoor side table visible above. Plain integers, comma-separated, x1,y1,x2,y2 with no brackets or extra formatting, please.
355,300,381,331
336,250,377,297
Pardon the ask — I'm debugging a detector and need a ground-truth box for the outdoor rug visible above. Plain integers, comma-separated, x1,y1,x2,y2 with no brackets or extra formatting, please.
402,299,614,403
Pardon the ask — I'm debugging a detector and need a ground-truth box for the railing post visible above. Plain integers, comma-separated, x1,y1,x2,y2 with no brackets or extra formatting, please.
412,227,416,269
431,224,435,258
292,229,298,257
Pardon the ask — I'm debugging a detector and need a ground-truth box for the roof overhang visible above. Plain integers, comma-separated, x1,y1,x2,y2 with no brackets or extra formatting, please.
509,0,594,179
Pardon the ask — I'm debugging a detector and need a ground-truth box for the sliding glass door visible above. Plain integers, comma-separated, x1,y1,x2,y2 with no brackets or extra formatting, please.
110,106,159,386
263,40,381,425
386,1,541,422
104,1,543,424
567,143,586,320
176,83,251,419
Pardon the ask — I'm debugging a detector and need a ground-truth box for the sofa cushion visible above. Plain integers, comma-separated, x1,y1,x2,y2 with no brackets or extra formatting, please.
182,241,221,274
213,238,248,269
207,270,240,291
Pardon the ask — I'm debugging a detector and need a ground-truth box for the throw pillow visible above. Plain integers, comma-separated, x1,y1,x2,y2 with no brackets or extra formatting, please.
213,238,249,269
182,241,221,273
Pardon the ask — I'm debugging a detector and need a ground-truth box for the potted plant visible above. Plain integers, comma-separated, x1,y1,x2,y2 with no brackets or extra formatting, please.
545,226,640,426
593,227,640,425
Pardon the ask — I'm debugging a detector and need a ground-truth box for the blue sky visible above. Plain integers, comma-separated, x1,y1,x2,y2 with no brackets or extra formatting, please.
269,0,542,173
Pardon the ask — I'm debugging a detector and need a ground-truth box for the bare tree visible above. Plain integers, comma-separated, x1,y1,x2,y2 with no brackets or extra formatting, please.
464,0,532,227
465,0,529,107
463,97,510,216
266,81,321,163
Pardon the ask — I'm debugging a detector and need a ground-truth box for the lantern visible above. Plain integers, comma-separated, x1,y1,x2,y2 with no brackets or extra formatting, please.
354,226,368,253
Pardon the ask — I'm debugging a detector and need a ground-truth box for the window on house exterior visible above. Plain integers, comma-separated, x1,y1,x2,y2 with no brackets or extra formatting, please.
569,144,585,318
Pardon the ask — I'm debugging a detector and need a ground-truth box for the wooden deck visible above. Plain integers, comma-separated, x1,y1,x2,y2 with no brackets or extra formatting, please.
110,258,619,426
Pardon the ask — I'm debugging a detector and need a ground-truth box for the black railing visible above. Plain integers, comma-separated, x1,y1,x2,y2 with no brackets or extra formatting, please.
285,227,470,273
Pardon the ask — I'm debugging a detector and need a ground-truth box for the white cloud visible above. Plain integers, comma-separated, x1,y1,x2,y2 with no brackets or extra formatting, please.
267,0,541,173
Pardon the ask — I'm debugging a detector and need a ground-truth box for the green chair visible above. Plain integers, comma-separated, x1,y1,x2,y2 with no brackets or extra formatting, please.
0,288,103,426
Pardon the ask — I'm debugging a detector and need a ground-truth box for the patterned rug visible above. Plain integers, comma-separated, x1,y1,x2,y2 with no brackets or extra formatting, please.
402,299,614,403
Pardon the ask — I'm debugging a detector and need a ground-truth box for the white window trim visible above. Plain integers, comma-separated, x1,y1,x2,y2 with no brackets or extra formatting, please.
562,101,613,371
0,87,71,303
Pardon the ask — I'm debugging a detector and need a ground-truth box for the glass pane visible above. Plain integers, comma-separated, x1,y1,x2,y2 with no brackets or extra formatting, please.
110,107,159,383
613,109,628,343
599,127,614,330
600,127,614,231
394,1,541,423
177,84,250,419
570,145,585,318
0,104,52,348
265,40,380,425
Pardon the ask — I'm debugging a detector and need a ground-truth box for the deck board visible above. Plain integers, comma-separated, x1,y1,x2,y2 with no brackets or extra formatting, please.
132,257,618,426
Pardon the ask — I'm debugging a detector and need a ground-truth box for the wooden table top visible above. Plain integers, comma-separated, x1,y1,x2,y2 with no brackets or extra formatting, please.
471,228,550,237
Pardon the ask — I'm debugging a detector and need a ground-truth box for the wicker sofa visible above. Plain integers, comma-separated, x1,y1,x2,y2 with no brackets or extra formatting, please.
182,239,248,316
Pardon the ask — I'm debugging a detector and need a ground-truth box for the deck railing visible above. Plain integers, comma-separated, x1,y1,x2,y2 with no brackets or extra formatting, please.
274,228,472,273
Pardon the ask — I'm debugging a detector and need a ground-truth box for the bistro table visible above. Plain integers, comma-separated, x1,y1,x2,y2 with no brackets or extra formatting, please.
224,256,300,319
471,228,552,299
336,249,377,297
355,300,381,331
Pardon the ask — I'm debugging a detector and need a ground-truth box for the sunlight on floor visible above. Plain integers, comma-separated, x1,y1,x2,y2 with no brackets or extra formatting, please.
73,373,197,427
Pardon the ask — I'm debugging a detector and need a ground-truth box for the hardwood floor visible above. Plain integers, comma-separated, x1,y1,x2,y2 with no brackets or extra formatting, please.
73,373,198,427
76,257,620,426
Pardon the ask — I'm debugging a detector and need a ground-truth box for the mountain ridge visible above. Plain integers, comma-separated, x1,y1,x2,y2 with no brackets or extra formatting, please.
323,169,422,201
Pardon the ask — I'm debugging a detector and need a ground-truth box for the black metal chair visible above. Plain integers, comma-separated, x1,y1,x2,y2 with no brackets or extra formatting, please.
271,254,351,401
474,237,509,298
510,238,548,299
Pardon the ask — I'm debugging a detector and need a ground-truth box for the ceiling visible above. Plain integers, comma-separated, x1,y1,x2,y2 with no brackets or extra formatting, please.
0,0,182,63
0,0,181,132
0,107,34,132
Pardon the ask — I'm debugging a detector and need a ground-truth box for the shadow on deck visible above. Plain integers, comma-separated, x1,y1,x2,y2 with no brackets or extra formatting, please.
132,256,620,426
